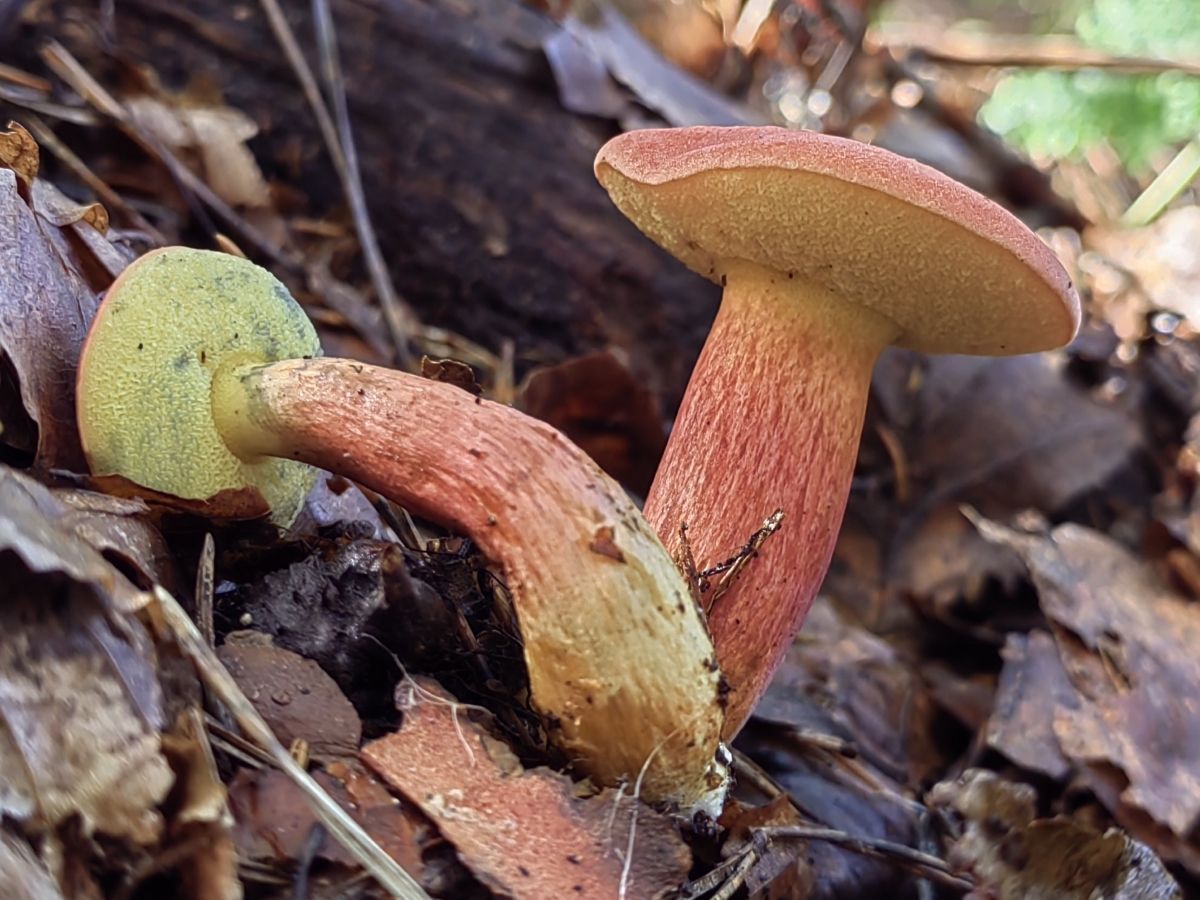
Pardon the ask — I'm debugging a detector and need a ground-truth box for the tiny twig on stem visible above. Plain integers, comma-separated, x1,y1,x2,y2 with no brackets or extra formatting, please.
699,509,785,612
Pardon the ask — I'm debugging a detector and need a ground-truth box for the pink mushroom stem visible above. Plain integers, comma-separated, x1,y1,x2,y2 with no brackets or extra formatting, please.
643,260,898,738
210,355,728,809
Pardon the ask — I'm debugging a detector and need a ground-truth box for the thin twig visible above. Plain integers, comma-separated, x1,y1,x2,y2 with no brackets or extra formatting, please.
699,509,785,611
758,826,974,893
154,585,430,899
310,0,418,368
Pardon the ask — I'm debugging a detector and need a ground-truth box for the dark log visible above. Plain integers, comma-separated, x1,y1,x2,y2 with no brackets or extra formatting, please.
31,0,719,410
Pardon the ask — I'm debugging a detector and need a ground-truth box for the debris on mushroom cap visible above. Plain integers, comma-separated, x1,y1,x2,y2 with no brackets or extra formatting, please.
595,126,1081,356
76,247,321,526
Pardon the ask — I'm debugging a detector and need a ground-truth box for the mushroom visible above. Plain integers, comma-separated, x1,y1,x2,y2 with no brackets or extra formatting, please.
594,126,1080,737
76,247,728,811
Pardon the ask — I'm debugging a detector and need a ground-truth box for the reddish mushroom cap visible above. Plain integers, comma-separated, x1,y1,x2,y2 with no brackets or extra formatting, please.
595,126,1080,356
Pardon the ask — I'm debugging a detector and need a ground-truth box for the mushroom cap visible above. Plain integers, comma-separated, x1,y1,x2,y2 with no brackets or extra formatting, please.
77,247,322,525
595,126,1080,355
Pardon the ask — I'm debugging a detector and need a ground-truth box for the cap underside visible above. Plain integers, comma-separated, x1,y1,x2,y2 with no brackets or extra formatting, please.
77,248,321,525
597,128,1079,356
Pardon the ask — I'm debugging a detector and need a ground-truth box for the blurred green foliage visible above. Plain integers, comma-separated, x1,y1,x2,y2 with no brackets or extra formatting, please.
978,0,1200,170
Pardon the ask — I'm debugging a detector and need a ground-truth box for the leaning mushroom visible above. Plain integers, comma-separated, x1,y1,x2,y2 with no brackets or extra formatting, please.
76,247,728,811
595,126,1080,737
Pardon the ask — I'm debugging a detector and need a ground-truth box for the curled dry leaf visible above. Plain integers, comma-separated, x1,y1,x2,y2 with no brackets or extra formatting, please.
974,515,1200,871
125,95,270,209
53,488,178,591
0,124,130,471
0,466,173,845
717,796,815,898
362,678,692,900
930,769,1181,900
216,642,362,762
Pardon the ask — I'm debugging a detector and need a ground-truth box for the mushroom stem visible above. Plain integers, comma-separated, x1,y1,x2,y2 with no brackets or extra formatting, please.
643,260,898,739
211,356,727,809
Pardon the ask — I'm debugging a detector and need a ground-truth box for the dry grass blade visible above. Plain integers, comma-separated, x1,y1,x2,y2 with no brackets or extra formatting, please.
152,585,430,900
311,0,417,366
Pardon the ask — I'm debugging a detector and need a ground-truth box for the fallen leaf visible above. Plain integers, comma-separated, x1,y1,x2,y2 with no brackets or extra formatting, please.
752,597,941,787
564,2,757,127
228,762,430,881
125,94,270,209
518,349,667,496
718,796,814,898
985,631,1074,781
0,466,173,845
362,678,691,900
876,350,1139,515
0,120,39,186
542,29,627,118
216,642,362,762
930,769,1181,899
53,488,178,592
0,155,101,469
974,515,1200,870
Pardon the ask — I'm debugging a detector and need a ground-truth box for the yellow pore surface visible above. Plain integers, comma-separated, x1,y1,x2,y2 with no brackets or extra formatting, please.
77,247,322,525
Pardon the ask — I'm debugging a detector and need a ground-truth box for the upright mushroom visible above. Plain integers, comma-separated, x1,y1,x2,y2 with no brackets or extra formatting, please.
595,126,1080,737
76,247,728,811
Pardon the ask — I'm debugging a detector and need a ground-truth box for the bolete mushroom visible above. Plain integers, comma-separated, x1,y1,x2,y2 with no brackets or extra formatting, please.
594,126,1080,737
76,247,728,811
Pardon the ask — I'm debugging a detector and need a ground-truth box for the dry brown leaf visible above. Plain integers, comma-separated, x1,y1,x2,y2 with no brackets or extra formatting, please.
53,488,178,592
875,351,1139,515
753,597,940,786
125,95,270,209
0,467,173,845
974,516,1200,870
0,121,39,186
0,123,131,472
229,761,430,880
518,349,667,496
719,796,814,898
930,769,1180,899
985,631,1073,781
216,642,362,763
0,831,62,900
362,678,692,900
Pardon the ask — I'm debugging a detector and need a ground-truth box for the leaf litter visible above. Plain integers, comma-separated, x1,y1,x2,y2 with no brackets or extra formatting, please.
2,1,1200,897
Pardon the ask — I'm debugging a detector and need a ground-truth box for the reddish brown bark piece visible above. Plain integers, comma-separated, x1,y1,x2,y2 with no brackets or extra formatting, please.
216,643,361,763
362,680,691,900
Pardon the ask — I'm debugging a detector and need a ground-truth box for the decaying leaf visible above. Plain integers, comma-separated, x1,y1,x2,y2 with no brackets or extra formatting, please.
875,351,1139,515
0,467,173,845
518,349,667,496
362,678,692,900
974,515,1200,871
216,642,362,762
752,597,941,786
229,761,431,882
985,631,1074,781
930,769,1180,899
718,796,815,898
53,489,178,591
